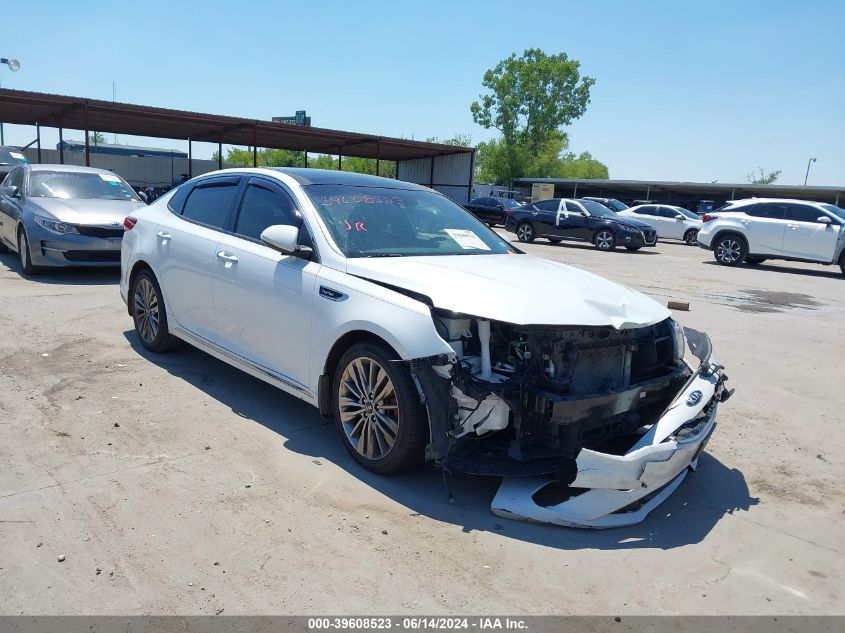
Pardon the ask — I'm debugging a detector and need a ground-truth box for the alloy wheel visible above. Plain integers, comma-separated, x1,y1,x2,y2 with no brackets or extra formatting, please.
685,230,699,245
595,230,614,250
338,357,399,460
133,278,160,344
516,223,534,242
716,239,742,264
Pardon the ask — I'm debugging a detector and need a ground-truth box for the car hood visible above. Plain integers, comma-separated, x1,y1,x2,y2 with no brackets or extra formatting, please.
28,197,145,225
346,254,670,329
610,215,652,230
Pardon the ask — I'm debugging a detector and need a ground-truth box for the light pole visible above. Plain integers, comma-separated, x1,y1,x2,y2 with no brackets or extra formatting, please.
0,57,21,145
804,157,817,186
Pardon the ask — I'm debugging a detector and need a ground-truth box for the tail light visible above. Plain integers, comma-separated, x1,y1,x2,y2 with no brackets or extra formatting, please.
702,214,715,222
123,216,138,230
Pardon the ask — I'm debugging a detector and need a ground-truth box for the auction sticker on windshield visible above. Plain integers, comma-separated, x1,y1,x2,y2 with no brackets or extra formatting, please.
444,229,491,250
99,173,121,182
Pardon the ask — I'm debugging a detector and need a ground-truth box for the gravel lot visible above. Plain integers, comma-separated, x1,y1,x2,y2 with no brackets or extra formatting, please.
0,235,843,615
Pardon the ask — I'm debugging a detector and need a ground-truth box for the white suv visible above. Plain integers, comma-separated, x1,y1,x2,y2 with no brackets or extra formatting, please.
697,198,845,275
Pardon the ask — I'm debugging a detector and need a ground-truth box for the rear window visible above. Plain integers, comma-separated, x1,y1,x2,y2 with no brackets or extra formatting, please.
0,148,27,166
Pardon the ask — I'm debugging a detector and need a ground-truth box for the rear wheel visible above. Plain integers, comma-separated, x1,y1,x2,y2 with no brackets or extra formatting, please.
17,228,39,275
839,252,845,276
683,229,699,246
516,222,535,243
593,229,616,251
713,233,747,266
333,342,428,474
131,270,180,352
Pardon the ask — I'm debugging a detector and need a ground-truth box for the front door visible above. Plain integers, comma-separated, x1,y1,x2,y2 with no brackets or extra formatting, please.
0,167,25,247
211,176,319,390
781,204,841,261
657,206,685,239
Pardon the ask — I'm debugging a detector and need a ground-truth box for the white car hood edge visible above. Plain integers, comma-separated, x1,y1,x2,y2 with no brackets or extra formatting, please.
346,254,670,329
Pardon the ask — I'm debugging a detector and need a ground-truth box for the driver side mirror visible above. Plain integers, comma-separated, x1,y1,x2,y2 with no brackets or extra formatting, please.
260,224,313,258
0,185,19,198
817,216,832,225
675,214,685,220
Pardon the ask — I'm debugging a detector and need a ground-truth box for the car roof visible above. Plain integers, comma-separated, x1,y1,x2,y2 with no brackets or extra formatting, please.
25,163,118,175
726,198,829,208
268,167,430,190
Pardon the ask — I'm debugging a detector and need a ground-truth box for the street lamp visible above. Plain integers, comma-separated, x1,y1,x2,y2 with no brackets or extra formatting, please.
804,157,817,186
0,57,21,145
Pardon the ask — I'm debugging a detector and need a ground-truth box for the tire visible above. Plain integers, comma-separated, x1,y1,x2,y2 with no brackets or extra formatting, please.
0,239,8,253
713,233,747,266
516,222,535,243
593,229,616,251
548,237,563,244
487,222,497,228
838,252,844,276
625,245,641,251
131,269,180,352
683,229,699,246
745,256,767,265
333,342,428,474
17,228,40,275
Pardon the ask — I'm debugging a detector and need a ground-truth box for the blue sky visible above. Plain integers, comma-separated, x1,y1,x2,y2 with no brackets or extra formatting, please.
2,0,843,185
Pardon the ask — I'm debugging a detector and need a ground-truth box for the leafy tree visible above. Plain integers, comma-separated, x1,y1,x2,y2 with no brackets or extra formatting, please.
214,147,305,167
89,132,106,146
471,48,594,157
747,167,781,185
425,133,473,147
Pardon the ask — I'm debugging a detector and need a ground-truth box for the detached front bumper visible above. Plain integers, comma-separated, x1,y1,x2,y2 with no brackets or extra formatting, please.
491,329,731,528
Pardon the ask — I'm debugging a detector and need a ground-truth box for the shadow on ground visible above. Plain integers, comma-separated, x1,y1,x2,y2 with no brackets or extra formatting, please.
701,259,844,280
125,330,758,551
0,253,121,285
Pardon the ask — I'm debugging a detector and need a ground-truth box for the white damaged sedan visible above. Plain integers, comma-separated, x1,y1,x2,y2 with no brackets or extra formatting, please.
120,168,733,528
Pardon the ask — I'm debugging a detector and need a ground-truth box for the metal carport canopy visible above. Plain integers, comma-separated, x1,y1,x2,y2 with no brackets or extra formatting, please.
0,88,473,162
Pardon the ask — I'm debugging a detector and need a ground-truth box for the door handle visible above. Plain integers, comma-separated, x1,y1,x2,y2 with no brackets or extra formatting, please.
787,224,798,229
216,251,238,263
156,231,171,240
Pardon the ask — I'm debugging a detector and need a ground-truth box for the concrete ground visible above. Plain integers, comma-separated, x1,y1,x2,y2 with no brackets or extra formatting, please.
0,234,843,616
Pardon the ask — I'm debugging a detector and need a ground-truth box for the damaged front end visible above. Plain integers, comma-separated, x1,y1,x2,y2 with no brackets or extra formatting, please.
411,311,733,528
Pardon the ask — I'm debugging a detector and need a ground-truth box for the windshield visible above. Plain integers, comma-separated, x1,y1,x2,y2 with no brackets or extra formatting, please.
821,204,845,221
581,200,616,217
29,171,140,201
0,148,27,166
501,198,523,208
305,185,515,258
677,207,700,219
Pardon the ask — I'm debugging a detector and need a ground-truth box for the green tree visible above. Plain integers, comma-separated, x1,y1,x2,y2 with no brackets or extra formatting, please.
747,167,781,185
89,132,106,146
214,147,306,167
471,49,594,157
425,133,473,147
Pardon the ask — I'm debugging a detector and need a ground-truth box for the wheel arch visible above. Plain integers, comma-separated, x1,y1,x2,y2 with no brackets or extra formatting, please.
709,229,748,252
317,330,402,418
126,260,153,316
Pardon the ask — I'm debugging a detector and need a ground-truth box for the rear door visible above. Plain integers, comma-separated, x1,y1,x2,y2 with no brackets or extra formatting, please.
211,176,319,389
630,205,659,233
741,202,788,254
527,199,559,234
157,175,241,341
782,203,841,261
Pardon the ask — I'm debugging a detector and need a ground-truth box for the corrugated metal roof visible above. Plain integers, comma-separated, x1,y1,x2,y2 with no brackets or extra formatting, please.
0,89,474,162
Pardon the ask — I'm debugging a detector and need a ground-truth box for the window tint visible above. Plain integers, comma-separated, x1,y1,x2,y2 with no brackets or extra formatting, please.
182,181,239,228
5,167,23,191
638,205,657,216
746,202,787,219
786,204,827,224
168,183,192,214
534,199,559,211
564,201,581,212
480,197,495,207
234,183,299,240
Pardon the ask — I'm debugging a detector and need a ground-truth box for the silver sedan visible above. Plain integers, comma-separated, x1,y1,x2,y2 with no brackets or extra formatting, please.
0,164,146,274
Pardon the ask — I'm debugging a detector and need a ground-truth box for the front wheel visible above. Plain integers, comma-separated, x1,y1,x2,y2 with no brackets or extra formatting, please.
516,222,535,243
713,234,747,266
838,253,844,276
333,342,428,474
132,270,180,352
18,228,39,275
683,229,699,246
593,229,616,251
625,245,641,251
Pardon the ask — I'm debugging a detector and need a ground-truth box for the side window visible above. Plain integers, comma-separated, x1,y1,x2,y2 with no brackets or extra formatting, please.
5,167,23,192
786,204,826,224
234,182,300,241
181,180,240,228
565,201,581,213
639,205,657,216
167,183,192,214
535,200,558,211
657,207,677,218
747,203,787,220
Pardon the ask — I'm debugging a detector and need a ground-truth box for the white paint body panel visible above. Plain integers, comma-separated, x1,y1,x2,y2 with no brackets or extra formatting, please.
618,206,702,241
